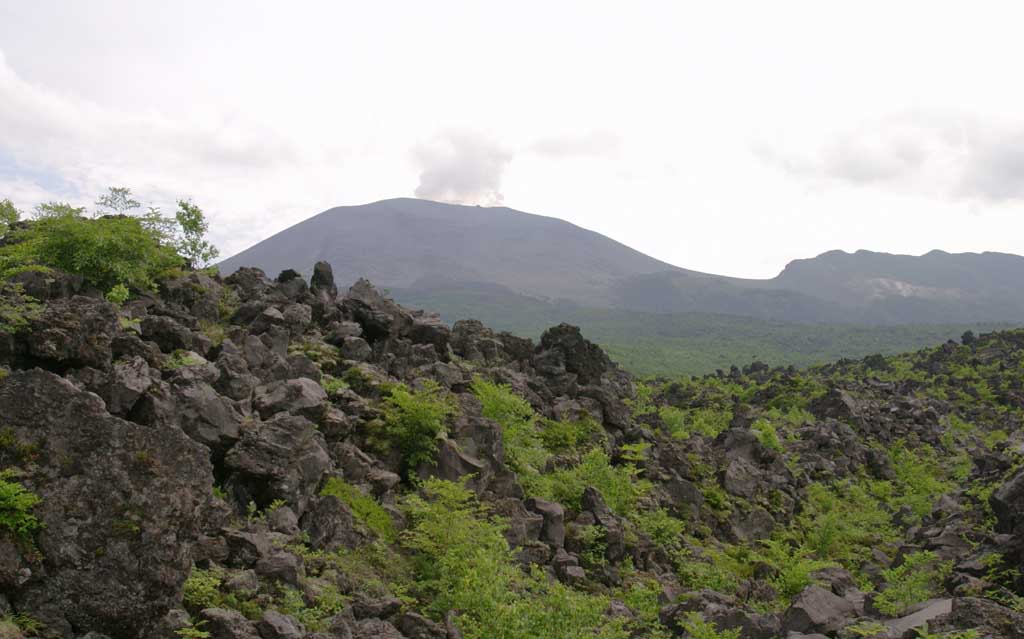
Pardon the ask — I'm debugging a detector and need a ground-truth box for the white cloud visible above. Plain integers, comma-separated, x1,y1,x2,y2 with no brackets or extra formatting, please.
412,130,513,206
756,112,1024,203
0,48,354,256
530,130,620,159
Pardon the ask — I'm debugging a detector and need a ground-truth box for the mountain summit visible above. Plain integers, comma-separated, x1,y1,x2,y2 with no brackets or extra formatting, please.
220,198,1024,325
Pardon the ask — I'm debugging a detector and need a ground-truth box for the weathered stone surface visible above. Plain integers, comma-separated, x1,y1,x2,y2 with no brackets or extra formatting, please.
782,585,856,634
23,295,119,370
224,413,330,515
0,369,212,637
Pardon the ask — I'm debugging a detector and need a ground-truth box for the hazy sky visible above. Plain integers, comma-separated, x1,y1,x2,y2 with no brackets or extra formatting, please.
1,1,1023,278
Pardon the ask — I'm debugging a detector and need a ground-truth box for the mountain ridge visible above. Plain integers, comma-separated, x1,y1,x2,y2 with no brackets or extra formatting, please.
219,197,1024,325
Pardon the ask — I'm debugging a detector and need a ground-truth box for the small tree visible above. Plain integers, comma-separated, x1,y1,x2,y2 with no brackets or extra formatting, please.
32,201,86,219
95,187,141,216
0,199,19,238
175,199,219,268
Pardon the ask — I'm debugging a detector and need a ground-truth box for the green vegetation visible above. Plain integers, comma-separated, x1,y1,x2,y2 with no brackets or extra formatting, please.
105,283,130,305
0,283,42,334
471,377,649,514
0,612,42,638
320,477,396,541
874,551,952,617
0,198,19,239
381,380,458,472
678,613,741,639
394,287,1009,376
401,478,628,639
163,350,205,370
0,470,42,543
0,187,217,293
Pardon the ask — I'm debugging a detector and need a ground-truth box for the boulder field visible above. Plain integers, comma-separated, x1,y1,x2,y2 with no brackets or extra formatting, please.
1,262,1024,638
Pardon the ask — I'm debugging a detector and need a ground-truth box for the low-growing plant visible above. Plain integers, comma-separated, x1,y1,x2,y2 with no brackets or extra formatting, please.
527,448,650,515
382,381,458,473
751,418,784,452
0,470,42,543
163,349,205,370
401,478,628,639
320,375,349,395
0,284,42,335
320,477,396,541
105,283,130,305
632,508,686,548
0,612,43,637
874,551,952,617
679,612,741,639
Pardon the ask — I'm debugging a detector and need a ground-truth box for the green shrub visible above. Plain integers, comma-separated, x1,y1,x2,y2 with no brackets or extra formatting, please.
869,444,953,523
382,381,458,472
874,551,952,616
0,470,42,543
756,538,832,604
538,417,605,453
470,378,549,476
320,478,395,541
751,418,783,452
632,508,686,548
320,375,349,395
527,448,650,515
794,481,895,572
660,406,731,439
0,211,183,291
401,478,627,639
0,612,42,637
0,198,19,239
471,377,534,427
0,284,42,335
182,565,224,610
679,612,741,639
618,578,670,638
105,283,130,305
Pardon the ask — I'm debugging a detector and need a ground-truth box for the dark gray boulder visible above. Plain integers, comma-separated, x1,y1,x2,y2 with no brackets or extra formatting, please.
0,369,213,638
224,413,330,516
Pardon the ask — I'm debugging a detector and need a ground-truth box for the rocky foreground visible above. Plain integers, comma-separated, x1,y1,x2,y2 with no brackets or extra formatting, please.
2,263,1024,639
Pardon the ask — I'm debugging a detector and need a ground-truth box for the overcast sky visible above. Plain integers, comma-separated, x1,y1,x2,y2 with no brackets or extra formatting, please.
1,1,1023,278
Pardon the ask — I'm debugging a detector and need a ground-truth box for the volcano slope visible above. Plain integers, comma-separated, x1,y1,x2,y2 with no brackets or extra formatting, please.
1,262,1024,639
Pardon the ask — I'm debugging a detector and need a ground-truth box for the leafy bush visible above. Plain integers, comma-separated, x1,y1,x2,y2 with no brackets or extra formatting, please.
401,478,627,639
0,189,219,291
105,283,130,305
874,551,952,616
660,406,731,439
751,418,783,452
321,477,395,541
0,612,42,637
794,481,895,572
679,612,741,639
528,448,650,515
182,565,224,610
382,381,458,472
0,284,42,334
756,538,832,604
0,198,19,238
470,378,549,476
0,211,183,290
320,375,349,395
632,508,686,548
538,416,605,453
0,470,42,543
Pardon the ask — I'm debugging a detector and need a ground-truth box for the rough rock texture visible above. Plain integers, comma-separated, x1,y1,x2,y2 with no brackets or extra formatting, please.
1,261,1023,639
0,369,212,638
